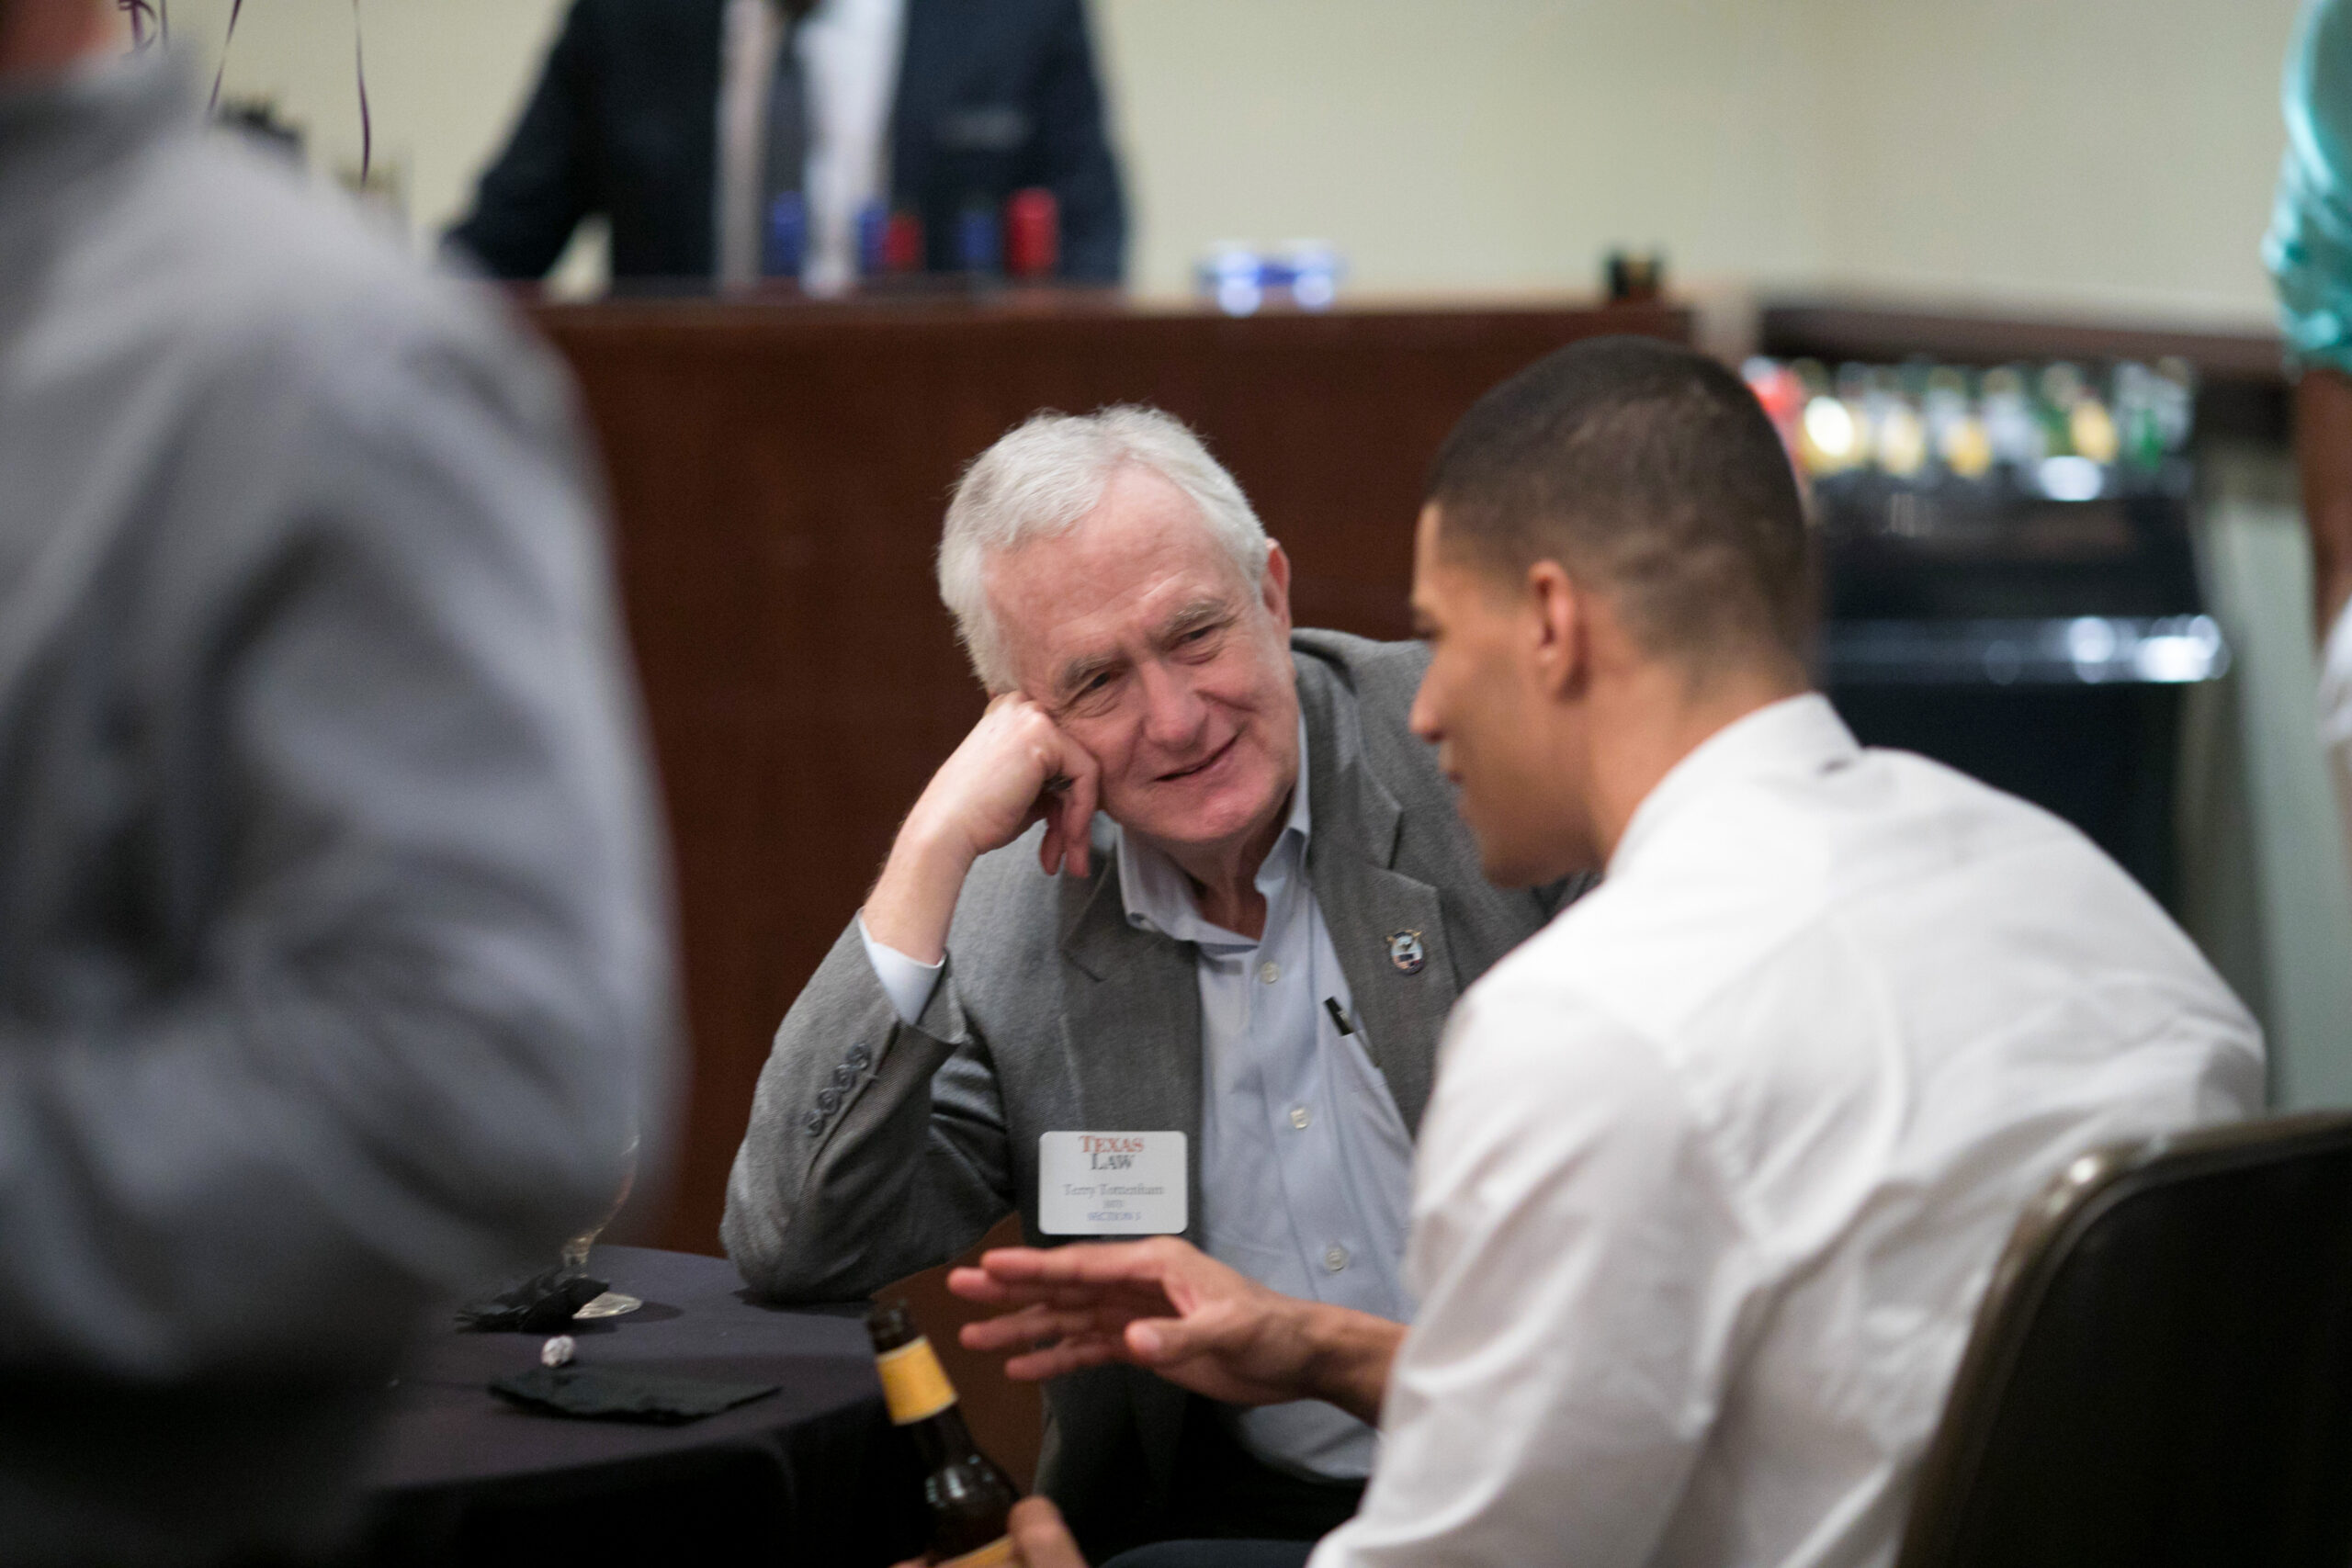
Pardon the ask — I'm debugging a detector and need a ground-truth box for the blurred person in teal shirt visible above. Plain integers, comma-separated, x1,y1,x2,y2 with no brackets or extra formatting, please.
2267,0,2352,885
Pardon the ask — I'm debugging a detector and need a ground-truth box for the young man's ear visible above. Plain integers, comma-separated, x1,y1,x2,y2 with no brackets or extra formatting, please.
1524,560,1583,697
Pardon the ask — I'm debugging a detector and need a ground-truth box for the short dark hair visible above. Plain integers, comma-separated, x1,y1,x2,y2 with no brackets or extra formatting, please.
1425,335,1813,670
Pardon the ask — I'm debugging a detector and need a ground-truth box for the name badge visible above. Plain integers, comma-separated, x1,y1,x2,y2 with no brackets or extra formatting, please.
1037,1132,1187,1235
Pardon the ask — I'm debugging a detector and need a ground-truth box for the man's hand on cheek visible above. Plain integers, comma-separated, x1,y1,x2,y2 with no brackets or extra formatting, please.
865,694,1103,964
1023,706,1108,883
911,693,1103,878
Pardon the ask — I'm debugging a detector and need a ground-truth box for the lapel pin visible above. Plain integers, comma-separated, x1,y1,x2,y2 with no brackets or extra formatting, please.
1386,930,1425,975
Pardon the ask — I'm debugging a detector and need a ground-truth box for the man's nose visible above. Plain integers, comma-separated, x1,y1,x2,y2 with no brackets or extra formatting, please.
1136,660,1208,750
1408,674,1442,742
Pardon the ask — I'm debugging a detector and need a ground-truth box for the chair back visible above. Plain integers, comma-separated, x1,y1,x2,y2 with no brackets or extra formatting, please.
1896,1110,2352,1568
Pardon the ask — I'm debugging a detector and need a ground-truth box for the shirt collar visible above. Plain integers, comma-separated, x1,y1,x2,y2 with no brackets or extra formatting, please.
1608,693,1860,878
1115,715,1313,947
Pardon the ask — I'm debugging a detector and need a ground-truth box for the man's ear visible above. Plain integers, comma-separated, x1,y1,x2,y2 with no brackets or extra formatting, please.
1524,559,1583,697
1261,539,1295,637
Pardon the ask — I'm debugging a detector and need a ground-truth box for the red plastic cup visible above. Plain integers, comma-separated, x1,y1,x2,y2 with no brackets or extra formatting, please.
1005,188,1059,281
884,209,925,275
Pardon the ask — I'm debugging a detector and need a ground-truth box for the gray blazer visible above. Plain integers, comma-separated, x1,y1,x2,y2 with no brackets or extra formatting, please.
724,630,1566,1544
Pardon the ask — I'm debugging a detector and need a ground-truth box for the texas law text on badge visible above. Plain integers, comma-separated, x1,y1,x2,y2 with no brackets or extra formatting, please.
1037,1132,1188,1235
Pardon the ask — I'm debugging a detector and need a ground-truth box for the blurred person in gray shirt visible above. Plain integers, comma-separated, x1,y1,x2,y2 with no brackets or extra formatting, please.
0,1,674,1562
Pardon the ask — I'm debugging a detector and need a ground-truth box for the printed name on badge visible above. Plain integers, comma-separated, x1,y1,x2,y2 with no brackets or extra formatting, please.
1037,1132,1187,1235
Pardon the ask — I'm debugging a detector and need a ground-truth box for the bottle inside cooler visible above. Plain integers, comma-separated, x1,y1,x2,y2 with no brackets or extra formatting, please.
1744,348,2220,908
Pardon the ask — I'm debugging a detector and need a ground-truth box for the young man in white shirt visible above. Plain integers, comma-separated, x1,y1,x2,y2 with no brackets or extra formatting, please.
940,336,2264,1568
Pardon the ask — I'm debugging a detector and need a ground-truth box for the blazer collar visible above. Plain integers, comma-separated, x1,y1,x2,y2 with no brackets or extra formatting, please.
1295,648,1405,874
1060,813,1136,981
1296,648,1452,1135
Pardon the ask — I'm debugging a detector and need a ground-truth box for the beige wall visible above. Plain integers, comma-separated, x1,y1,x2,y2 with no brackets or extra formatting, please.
1094,0,1827,298
1804,0,2304,322
162,0,2303,322
164,0,571,242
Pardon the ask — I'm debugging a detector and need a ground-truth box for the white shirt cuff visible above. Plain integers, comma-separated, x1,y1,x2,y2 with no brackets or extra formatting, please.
856,912,944,1027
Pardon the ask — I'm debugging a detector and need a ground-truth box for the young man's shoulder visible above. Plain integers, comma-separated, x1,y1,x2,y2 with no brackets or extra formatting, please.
1468,739,2246,1072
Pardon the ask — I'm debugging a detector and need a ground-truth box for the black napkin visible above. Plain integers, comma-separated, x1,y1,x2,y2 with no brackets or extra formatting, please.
455,1266,610,1332
489,1365,780,1424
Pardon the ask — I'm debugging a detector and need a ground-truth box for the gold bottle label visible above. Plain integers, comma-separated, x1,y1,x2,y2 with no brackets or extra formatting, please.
936,1536,1015,1567
875,1335,957,1425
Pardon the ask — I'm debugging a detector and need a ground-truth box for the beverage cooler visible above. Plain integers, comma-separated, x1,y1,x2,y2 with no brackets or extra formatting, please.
1743,327,2242,911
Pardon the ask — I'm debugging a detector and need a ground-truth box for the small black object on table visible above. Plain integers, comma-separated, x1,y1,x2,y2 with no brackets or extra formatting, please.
359,1246,925,1566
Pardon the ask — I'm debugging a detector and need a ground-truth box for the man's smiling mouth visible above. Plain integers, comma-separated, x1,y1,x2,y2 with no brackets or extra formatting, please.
1157,734,1236,783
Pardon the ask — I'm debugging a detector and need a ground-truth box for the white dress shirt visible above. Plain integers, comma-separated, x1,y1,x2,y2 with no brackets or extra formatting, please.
1312,694,2263,1568
2320,597,2352,894
716,0,904,290
861,722,1419,1481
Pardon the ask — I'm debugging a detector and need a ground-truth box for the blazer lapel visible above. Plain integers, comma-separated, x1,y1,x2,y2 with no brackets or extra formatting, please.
1057,849,1206,1247
1049,837,1204,1511
1298,660,1459,1138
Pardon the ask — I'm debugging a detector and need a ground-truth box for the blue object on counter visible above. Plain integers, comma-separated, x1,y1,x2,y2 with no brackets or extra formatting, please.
1198,245,1265,315
1280,242,1342,310
764,192,807,280
855,200,888,277
1194,243,1345,316
957,205,1001,275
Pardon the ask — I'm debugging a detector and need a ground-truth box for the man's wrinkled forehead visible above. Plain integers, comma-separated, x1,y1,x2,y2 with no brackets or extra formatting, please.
989,493,1250,658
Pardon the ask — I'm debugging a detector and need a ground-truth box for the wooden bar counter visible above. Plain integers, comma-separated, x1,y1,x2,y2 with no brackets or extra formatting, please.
530,291,1688,1258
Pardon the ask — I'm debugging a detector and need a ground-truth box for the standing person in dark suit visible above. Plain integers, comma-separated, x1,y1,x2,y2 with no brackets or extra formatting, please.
446,0,1126,288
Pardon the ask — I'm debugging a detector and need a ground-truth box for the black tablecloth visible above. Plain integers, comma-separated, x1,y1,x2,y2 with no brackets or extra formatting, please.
359,1246,924,1566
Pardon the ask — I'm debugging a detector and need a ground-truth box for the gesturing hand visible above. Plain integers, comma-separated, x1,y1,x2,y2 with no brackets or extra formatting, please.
948,1236,1392,1418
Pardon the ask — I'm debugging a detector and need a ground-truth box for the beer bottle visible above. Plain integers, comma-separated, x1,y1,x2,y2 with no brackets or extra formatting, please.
868,1300,1022,1566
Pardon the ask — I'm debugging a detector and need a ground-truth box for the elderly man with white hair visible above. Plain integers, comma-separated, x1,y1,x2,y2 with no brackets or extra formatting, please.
724,407,1575,1556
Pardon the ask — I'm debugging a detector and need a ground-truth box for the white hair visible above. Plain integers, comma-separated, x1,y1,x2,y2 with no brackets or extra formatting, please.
938,406,1270,692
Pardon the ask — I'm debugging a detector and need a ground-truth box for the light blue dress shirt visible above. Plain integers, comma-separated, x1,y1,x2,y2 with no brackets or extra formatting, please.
860,722,1418,1480
2268,0,2352,373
